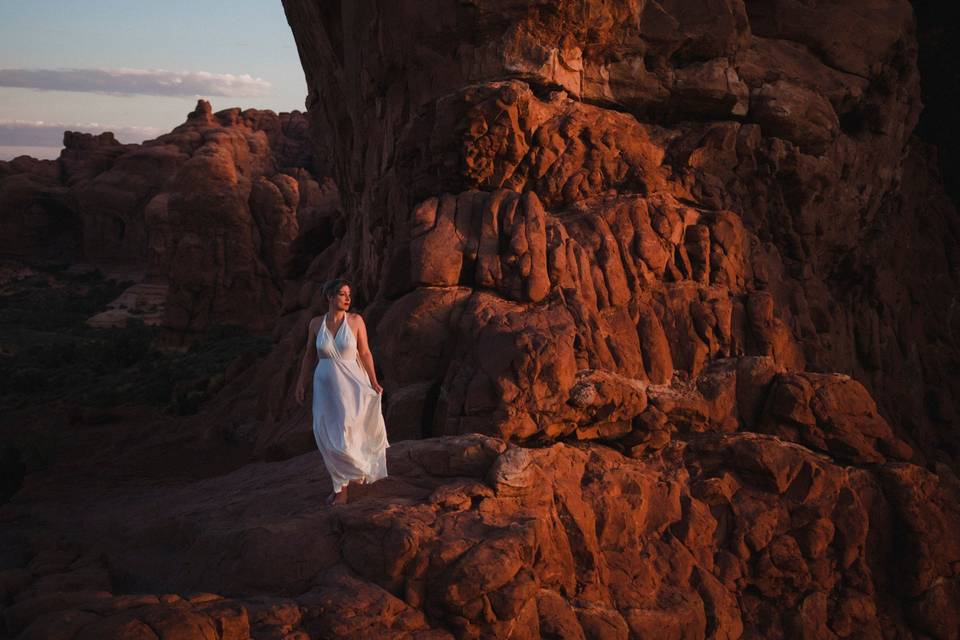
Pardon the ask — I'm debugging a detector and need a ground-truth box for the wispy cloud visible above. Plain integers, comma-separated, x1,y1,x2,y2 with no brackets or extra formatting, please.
0,120,165,147
0,67,271,97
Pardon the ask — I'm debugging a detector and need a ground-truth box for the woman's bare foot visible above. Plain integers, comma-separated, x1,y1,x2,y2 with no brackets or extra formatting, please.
325,487,349,506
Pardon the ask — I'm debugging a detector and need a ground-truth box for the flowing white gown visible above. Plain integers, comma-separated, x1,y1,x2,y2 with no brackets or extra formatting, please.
312,313,388,493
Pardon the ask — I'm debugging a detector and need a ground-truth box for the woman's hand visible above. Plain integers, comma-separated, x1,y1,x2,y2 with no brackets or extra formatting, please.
354,315,383,396
295,381,306,405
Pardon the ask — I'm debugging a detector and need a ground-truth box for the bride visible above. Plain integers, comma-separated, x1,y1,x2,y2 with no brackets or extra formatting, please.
295,279,388,505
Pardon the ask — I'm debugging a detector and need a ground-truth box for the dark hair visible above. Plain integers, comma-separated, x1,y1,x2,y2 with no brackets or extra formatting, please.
322,278,351,300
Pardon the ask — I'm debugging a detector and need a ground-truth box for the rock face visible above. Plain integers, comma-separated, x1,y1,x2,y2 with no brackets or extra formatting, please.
4,430,959,639
270,0,958,461
125,0,960,636
2,1,959,639
0,102,334,333
0,156,79,258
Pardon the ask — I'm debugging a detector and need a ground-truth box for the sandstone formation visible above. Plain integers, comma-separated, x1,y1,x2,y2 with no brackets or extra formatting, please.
0,155,78,258
2,422,959,639
201,0,960,636
1,0,959,638
0,103,333,333
85,282,169,329
262,0,960,461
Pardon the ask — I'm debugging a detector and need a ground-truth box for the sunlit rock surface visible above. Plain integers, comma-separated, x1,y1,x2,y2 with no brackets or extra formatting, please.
0,0,958,638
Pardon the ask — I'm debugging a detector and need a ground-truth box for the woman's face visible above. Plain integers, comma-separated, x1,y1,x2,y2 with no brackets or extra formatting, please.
330,285,351,310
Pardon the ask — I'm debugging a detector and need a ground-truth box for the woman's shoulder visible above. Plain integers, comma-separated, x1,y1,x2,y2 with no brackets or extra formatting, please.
347,311,366,325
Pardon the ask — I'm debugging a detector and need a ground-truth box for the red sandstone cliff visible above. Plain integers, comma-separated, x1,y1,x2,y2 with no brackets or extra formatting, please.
1,1,959,639
267,0,959,462
254,0,960,635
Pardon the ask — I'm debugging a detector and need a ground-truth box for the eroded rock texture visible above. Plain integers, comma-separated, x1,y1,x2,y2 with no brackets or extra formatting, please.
269,0,958,459
2,1,959,639
0,102,332,333
4,433,959,639
178,0,960,636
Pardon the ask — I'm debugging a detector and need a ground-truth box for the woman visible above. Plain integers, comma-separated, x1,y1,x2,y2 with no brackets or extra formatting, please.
295,279,388,505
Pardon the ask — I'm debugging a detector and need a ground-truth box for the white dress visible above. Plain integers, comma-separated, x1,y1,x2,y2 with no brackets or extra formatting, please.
312,312,388,493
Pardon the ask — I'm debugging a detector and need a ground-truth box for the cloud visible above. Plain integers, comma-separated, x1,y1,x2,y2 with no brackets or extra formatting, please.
0,120,165,147
0,67,271,97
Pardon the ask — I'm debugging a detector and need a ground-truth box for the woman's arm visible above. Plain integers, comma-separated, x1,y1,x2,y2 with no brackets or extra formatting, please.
295,317,320,405
353,314,383,394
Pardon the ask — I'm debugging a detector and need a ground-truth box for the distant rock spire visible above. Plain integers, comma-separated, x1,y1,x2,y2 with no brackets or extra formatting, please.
188,99,214,124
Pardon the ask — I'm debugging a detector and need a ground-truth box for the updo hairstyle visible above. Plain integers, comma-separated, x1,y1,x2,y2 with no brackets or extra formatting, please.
322,278,351,302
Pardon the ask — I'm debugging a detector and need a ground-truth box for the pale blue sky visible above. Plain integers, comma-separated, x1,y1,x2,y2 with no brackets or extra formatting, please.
0,1,306,159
